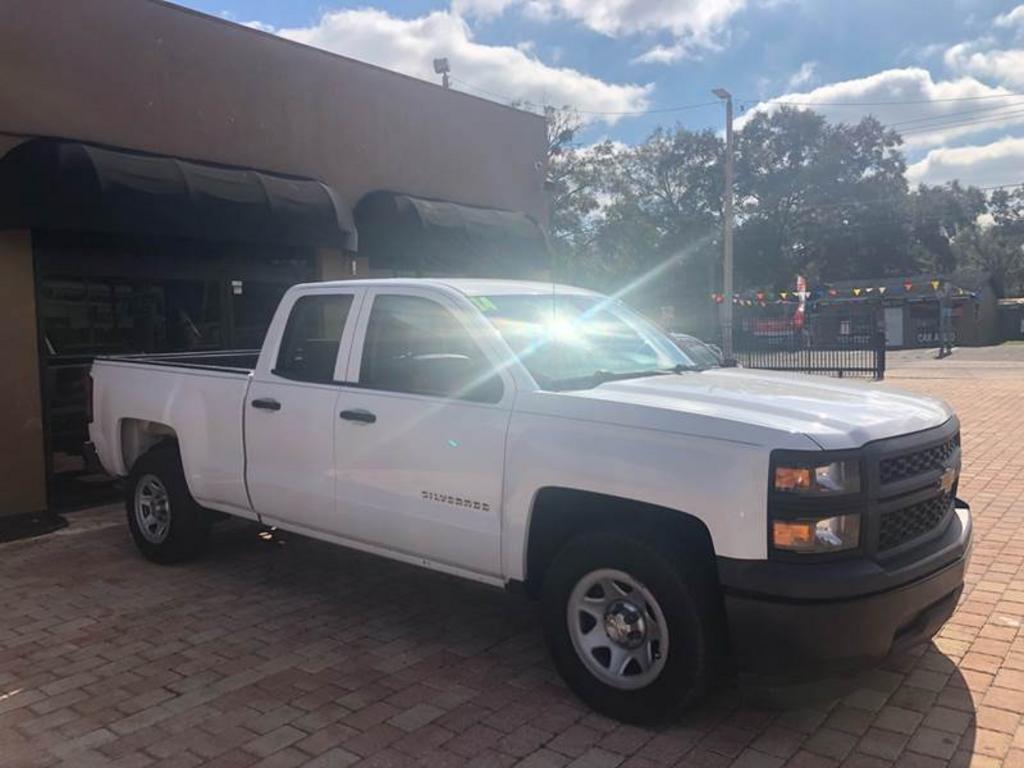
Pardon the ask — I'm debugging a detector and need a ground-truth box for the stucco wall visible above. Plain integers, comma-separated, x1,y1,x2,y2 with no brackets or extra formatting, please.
0,231,46,516
0,0,547,223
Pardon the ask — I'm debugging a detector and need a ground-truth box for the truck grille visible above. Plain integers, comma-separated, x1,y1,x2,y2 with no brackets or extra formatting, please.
879,433,959,485
879,493,953,552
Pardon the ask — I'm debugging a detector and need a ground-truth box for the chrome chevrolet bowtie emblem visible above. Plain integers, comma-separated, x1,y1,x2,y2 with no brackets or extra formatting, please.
938,466,958,494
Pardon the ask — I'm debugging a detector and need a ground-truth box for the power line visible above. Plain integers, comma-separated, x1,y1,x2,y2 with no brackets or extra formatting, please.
574,100,721,117
884,99,1024,128
741,91,1024,108
449,75,720,117
900,108,1024,135
452,73,1024,123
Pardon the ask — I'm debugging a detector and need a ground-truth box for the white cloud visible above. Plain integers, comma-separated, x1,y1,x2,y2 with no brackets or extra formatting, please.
451,0,518,18
907,135,1024,187
266,8,651,124
787,61,818,89
994,5,1024,27
944,41,1024,87
243,20,275,33
632,43,689,64
736,67,1022,148
460,0,750,60
543,0,748,38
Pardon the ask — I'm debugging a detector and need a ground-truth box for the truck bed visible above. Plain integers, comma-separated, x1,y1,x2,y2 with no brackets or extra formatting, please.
90,350,258,515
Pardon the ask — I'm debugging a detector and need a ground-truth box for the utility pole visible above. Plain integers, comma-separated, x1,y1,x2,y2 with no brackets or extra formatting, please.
713,88,735,363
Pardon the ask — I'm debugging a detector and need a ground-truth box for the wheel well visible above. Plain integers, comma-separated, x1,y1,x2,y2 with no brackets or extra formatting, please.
524,488,716,598
120,419,178,473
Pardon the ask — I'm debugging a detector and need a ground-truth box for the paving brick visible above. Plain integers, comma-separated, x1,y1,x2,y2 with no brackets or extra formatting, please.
244,724,305,758
803,727,858,762
387,702,445,732
4,366,1024,768
565,747,624,768
906,727,960,760
857,727,909,761
973,728,1013,759
875,707,924,736
302,747,360,767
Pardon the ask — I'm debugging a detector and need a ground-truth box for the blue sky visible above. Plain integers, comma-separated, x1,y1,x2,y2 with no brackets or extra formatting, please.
175,0,1024,188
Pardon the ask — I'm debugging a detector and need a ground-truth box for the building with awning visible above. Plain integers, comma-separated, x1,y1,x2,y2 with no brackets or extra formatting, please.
354,191,550,278
0,0,548,517
821,272,999,348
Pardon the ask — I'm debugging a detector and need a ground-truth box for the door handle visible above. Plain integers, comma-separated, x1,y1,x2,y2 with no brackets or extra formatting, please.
251,397,281,411
339,409,376,424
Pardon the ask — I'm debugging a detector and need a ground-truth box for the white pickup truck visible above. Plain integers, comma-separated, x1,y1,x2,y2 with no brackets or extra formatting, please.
89,278,971,722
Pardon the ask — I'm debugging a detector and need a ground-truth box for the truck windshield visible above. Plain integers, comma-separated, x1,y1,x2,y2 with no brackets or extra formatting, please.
474,293,700,391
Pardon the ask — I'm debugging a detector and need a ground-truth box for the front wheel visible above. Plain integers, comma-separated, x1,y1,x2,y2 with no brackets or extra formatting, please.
541,531,721,723
126,443,209,564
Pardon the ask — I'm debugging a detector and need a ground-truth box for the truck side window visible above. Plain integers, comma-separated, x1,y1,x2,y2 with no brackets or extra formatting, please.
275,294,354,383
360,295,501,402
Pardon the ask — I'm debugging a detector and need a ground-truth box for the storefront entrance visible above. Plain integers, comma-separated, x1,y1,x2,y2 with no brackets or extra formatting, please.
0,138,357,515
34,230,317,508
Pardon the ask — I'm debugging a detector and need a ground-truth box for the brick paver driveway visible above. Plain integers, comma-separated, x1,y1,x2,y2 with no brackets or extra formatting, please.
3,349,1024,768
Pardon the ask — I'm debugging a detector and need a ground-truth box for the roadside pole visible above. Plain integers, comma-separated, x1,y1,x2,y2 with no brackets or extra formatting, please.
714,88,735,363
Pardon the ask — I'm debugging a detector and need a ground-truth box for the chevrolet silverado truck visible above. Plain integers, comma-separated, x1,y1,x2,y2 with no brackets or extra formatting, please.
89,279,971,722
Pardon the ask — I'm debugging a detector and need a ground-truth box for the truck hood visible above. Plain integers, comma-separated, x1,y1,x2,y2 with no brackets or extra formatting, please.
546,368,952,450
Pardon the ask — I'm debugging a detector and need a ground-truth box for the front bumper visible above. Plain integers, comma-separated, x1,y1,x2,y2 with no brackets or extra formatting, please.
718,501,971,683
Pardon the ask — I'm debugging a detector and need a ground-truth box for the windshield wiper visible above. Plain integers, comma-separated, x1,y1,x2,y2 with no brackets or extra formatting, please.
664,363,703,373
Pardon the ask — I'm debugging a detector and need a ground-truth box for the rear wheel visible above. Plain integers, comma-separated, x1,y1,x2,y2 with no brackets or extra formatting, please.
541,530,720,724
126,444,209,563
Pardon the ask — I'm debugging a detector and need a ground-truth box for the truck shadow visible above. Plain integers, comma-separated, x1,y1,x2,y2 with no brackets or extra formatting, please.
195,519,977,761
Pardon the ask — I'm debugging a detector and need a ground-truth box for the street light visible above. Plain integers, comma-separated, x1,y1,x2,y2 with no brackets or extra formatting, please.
713,87,734,363
433,57,451,89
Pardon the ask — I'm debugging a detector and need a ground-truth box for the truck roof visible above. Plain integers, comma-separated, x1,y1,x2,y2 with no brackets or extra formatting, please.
295,277,599,298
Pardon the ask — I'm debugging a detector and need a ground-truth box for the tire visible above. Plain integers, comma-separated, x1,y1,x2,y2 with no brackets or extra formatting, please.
541,529,721,724
125,443,209,564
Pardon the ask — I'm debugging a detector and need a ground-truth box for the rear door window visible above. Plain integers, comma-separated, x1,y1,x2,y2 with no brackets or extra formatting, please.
274,294,354,383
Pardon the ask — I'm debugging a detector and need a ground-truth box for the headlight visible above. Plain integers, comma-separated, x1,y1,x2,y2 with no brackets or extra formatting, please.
772,513,861,553
774,460,860,495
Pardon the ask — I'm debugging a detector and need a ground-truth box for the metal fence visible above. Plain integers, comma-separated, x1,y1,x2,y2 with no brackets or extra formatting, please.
732,301,886,380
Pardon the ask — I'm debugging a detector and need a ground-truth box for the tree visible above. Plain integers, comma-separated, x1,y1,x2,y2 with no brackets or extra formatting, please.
908,182,987,272
958,187,1024,296
543,102,1023,316
734,108,910,287
590,126,724,318
542,107,610,279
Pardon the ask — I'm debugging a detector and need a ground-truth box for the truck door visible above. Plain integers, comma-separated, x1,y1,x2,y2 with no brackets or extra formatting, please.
333,289,512,578
246,288,364,531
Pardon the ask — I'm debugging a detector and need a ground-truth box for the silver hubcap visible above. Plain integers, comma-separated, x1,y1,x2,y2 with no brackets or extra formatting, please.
567,568,669,690
134,474,171,544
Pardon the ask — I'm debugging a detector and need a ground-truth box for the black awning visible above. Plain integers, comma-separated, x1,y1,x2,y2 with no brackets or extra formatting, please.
354,190,550,277
0,139,356,250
